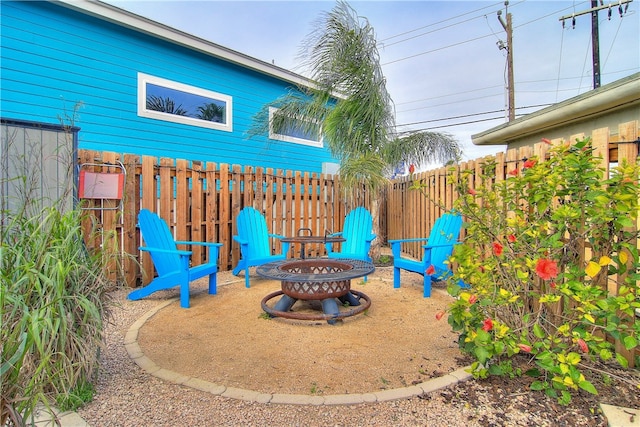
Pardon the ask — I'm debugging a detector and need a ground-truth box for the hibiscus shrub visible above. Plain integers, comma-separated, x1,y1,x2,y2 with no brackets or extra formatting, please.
444,138,640,404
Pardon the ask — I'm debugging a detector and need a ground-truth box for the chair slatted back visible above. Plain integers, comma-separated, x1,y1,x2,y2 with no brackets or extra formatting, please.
340,207,373,259
138,209,180,276
426,212,463,269
236,207,271,259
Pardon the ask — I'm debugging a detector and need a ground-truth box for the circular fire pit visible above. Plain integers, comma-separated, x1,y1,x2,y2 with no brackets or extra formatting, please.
256,258,374,324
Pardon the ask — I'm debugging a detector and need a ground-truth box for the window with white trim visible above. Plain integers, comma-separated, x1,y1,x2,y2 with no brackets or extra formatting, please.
137,73,232,131
268,107,323,147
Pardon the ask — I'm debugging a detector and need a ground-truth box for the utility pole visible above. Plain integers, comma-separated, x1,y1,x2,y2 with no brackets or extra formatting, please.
590,0,601,88
559,0,633,90
497,1,515,121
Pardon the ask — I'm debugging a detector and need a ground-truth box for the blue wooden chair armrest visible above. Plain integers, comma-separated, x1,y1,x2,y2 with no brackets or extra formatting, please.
175,242,222,261
233,236,248,245
267,233,286,240
389,237,430,244
175,241,223,248
139,246,192,256
422,242,460,249
390,238,429,258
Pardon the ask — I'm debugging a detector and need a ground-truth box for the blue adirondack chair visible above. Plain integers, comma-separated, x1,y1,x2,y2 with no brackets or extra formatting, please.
325,207,377,281
128,209,222,308
389,211,463,297
232,207,291,288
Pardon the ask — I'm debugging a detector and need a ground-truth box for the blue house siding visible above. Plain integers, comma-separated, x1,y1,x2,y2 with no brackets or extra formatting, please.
0,1,337,173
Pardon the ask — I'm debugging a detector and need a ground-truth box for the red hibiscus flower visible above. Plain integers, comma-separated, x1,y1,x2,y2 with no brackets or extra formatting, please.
425,265,436,275
535,258,559,280
482,318,493,332
492,242,503,256
468,294,478,304
518,343,532,353
468,188,477,196
408,164,415,174
523,159,536,169
577,338,588,353
508,169,518,176
435,310,446,321
507,234,516,243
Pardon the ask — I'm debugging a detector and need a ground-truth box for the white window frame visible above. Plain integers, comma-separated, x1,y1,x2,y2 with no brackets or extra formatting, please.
137,73,233,132
268,107,323,148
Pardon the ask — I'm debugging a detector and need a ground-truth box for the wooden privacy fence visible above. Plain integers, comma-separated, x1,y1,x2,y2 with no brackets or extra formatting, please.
77,150,371,288
387,121,639,262
387,121,639,365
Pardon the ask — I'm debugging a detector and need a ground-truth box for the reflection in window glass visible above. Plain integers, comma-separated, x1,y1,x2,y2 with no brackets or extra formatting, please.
137,73,232,131
268,107,323,147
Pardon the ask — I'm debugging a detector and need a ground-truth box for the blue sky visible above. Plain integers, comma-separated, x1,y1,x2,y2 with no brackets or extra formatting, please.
105,0,639,164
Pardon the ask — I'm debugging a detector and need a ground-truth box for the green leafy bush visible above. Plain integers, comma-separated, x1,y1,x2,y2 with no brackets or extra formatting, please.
1,206,111,425
443,138,639,404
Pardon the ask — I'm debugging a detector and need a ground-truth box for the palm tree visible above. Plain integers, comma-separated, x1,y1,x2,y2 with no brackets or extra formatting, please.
146,95,188,116
196,102,225,123
250,1,461,257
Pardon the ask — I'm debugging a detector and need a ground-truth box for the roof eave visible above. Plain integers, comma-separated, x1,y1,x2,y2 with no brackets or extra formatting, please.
472,72,640,146
54,0,318,89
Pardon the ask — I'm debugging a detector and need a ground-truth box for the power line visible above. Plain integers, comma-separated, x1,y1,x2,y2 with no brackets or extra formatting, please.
382,33,496,66
379,1,504,45
398,115,507,132
395,84,504,106
381,14,492,49
396,103,550,129
394,73,614,108
398,93,504,113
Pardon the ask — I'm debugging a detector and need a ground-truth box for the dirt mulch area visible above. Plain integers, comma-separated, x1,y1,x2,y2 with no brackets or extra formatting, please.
136,266,468,396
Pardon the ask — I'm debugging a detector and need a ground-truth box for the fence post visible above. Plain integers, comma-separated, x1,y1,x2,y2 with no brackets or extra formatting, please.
122,154,139,287
614,121,639,367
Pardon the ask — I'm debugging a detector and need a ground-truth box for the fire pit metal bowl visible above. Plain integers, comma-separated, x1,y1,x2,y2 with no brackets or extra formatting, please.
256,258,374,324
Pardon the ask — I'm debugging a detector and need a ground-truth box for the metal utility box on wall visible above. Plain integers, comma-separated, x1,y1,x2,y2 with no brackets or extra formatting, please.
0,119,79,216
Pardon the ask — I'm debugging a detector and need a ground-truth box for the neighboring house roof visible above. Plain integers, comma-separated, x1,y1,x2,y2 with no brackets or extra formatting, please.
56,0,317,90
472,72,640,146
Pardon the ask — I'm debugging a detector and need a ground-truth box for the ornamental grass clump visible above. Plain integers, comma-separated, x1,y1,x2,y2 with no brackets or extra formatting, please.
1,205,111,425
444,138,639,404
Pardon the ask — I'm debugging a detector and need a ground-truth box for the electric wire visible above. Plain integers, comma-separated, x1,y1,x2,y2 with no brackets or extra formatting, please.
395,84,504,106
601,15,625,73
578,31,593,92
397,116,509,132
397,103,550,127
556,17,567,102
378,1,504,45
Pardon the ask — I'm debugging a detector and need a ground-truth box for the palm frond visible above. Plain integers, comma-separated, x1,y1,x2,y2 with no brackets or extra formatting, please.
338,152,388,193
384,132,462,169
